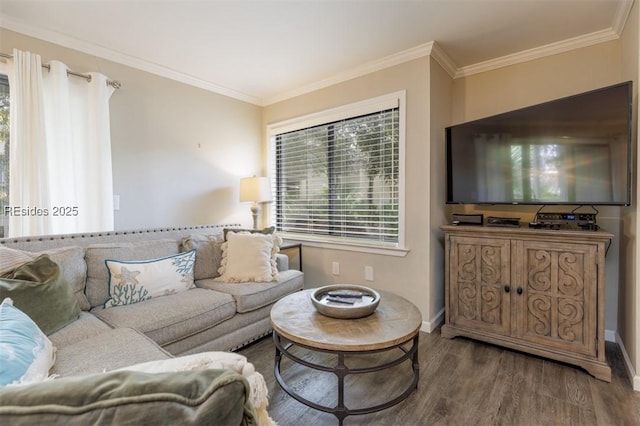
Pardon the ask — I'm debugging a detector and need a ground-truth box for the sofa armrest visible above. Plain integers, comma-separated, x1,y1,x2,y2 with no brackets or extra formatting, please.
276,253,289,271
0,369,257,426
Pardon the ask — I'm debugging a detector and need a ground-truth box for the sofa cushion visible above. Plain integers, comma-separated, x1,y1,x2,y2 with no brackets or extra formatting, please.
0,299,55,386
103,250,196,308
0,246,89,311
90,288,236,347
85,239,179,308
181,233,224,280
48,312,112,348
51,327,171,376
0,369,256,426
44,246,89,311
198,269,304,313
214,232,281,283
0,247,33,275
275,253,289,271
0,255,81,335
168,305,273,355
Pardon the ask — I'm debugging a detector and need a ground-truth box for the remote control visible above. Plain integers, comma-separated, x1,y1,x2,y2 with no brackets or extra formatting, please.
327,290,364,298
326,296,355,304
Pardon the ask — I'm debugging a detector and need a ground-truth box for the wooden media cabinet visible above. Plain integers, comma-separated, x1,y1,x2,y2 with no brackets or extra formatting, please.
441,225,613,381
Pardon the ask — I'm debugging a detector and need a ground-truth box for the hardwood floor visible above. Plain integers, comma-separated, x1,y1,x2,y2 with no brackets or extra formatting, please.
238,327,640,426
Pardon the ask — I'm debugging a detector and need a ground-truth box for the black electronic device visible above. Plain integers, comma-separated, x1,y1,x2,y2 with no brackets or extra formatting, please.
446,81,632,206
530,212,599,231
487,216,521,227
451,213,483,226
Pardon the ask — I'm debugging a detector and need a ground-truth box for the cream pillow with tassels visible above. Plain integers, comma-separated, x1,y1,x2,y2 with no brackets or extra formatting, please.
214,231,281,283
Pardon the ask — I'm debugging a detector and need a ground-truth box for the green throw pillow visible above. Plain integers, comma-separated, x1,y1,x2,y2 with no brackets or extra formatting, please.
0,255,81,335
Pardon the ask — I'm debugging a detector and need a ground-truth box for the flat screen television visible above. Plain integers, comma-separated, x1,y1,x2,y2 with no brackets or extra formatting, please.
446,81,633,206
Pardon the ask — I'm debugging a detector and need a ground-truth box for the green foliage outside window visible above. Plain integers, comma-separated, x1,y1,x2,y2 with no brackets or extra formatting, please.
0,75,9,238
276,108,399,244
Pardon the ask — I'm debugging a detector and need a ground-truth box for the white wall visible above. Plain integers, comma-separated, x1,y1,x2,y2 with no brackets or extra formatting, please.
0,28,264,231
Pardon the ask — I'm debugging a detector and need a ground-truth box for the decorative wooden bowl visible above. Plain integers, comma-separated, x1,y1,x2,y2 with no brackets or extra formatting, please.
311,284,381,319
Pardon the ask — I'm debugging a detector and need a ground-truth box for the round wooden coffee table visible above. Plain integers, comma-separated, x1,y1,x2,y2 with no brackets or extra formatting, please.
270,288,422,425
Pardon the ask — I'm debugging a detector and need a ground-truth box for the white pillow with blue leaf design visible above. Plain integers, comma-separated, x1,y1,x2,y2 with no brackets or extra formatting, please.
103,250,196,308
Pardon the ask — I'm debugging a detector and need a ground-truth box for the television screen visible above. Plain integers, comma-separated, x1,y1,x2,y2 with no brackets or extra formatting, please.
446,81,632,206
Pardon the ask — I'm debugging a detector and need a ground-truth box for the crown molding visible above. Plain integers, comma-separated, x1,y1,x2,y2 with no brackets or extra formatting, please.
613,0,635,34
429,41,457,79
268,0,633,99
0,15,263,105
263,42,436,105
2,0,633,105
454,0,633,78
454,27,621,78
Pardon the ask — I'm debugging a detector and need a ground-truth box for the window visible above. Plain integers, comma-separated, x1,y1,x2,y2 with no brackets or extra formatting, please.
0,75,8,238
268,92,405,250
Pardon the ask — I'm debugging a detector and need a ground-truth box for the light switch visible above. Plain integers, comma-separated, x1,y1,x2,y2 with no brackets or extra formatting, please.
332,262,340,275
365,266,374,281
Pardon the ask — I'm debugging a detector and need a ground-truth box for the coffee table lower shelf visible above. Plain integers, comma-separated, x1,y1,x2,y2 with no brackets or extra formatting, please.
273,331,420,425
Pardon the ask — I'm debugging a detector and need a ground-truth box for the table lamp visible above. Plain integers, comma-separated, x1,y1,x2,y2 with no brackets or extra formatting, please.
239,176,272,229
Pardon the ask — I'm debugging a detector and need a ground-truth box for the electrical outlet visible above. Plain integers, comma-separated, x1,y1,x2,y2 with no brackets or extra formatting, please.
332,262,340,275
365,266,374,281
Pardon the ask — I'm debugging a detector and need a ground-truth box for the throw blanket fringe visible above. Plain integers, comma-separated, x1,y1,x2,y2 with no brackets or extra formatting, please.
115,352,276,426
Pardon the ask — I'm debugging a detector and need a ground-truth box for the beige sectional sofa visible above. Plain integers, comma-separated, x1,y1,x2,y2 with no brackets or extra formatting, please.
0,224,303,424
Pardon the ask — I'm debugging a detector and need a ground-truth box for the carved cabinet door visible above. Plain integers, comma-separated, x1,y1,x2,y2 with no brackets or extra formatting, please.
448,236,511,336
514,240,597,356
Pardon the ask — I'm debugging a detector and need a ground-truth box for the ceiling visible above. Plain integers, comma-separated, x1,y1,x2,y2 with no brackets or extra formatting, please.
0,0,634,106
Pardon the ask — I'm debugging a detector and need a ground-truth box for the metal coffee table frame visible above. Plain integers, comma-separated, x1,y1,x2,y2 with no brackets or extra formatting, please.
273,330,420,425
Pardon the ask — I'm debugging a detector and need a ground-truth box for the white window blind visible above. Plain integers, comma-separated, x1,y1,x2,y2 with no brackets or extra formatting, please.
270,96,403,247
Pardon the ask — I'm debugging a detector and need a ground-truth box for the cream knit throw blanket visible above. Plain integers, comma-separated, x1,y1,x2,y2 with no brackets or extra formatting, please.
115,352,275,426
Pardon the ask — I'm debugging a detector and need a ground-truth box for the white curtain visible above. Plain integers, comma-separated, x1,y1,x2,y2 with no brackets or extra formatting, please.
8,49,50,236
8,49,114,237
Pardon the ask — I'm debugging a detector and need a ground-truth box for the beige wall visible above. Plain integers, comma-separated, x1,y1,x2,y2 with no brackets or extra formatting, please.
3,20,638,387
620,0,640,389
262,40,634,336
429,59,453,315
448,40,628,336
0,29,263,231
451,41,623,125
263,58,447,328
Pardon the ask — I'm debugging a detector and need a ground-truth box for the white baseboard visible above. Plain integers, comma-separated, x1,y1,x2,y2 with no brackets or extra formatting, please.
615,332,640,392
421,308,445,333
605,329,616,342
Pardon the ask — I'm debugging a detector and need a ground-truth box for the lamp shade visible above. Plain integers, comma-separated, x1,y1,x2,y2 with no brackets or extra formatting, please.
239,176,271,203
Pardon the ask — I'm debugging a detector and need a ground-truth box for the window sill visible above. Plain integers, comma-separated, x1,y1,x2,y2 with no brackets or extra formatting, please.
280,236,410,257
